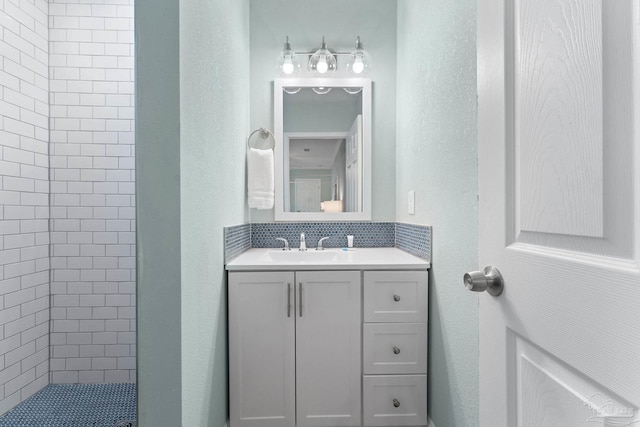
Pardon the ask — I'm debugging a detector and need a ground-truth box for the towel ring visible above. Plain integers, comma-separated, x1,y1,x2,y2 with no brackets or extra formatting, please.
247,128,275,150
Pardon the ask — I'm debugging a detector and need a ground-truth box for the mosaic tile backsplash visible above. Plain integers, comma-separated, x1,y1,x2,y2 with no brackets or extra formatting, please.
396,223,432,261
225,222,431,263
251,222,396,250
224,224,251,262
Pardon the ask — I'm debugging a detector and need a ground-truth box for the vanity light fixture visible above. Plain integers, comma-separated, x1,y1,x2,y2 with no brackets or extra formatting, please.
278,36,300,76
278,35,371,76
282,87,302,95
346,36,371,75
312,87,332,95
343,87,363,95
308,36,337,74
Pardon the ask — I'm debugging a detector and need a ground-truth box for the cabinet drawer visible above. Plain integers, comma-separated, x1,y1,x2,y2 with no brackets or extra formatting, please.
364,271,427,323
363,375,427,426
363,323,427,375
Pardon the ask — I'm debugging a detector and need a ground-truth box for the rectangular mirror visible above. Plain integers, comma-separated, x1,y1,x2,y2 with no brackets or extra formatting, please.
274,78,371,221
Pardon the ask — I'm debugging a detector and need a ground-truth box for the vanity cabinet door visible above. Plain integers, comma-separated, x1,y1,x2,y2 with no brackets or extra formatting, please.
229,272,296,427
295,271,362,427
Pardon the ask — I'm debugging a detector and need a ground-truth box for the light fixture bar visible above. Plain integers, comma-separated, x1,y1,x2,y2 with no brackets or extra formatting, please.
291,51,355,56
278,36,371,76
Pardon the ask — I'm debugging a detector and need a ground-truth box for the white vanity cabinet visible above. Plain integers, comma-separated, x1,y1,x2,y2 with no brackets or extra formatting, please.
226,247,430,427
229,270,362,427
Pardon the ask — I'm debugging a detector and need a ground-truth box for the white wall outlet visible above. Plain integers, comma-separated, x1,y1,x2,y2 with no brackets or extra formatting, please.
408,190,415,215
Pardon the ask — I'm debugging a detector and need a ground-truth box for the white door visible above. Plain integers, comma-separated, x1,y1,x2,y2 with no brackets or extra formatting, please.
295,271,361,427
478,1,640,426
295,179,321,212
345,115,362,212
228,272,296,427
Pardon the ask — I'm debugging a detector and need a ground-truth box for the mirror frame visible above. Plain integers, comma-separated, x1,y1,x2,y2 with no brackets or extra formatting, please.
274,77,372,221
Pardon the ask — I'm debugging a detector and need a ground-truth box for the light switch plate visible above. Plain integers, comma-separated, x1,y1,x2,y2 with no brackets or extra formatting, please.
408,190,415,215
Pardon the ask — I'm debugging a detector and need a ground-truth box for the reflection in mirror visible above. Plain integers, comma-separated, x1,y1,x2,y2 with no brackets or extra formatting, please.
285,134,349,213
274,78,371,221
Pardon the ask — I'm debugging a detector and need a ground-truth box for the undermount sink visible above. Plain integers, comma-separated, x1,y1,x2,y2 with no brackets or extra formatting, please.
259,250,342,263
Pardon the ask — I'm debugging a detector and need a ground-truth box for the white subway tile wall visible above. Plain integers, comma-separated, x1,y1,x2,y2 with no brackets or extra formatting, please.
0,0,51,414
48,0,135,385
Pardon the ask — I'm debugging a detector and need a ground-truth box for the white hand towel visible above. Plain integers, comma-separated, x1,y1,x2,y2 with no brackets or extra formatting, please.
247,147,274,209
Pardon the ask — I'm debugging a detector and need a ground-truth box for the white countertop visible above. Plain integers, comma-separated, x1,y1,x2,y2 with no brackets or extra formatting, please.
225,247,430,271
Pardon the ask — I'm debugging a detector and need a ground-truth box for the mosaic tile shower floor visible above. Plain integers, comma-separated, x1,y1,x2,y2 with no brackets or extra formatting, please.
0,384,136,427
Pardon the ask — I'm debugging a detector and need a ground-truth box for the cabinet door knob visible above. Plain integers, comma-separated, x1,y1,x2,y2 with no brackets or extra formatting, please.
393,294,401,302
393,346,400,355
393,399,400,408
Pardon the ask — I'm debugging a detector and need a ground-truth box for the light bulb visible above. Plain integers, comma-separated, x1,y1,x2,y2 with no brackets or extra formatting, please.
312,87,332,94
279,36,298,76
316,56,328,74
309,37,336,75
352,56,364,74
282,58,294,75
347,36,371,75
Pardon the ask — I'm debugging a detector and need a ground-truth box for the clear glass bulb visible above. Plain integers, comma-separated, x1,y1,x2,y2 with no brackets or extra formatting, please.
282,57,294,75
312,87,332,95
308,37,336,75
278,36,299,76
352,55,364,74
316,56,329,74
347,36,371,76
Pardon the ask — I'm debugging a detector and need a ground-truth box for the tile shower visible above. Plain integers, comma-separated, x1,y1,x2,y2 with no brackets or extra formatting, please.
0,0,136,420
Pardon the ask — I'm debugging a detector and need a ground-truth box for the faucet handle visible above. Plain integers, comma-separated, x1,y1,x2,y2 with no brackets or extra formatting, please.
316,237,330,251
275,237,290,251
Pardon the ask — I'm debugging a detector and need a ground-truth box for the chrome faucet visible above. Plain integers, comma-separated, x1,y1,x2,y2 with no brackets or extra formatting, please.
316,237,330,251
299,233,307,251
275,237,290,251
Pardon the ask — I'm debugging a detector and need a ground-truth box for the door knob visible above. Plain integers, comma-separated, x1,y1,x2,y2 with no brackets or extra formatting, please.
464,266,504,296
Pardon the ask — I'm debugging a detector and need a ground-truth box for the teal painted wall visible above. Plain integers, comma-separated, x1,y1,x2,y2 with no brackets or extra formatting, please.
284,92,360,133
179,0,250,426
136,0,249,425
249,0,398,223
135,0,182,425
396,1,479,426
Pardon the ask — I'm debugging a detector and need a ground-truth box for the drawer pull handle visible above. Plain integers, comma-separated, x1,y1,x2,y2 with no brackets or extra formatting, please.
393,346,400,355
393,294,401,302
393,399,400,408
